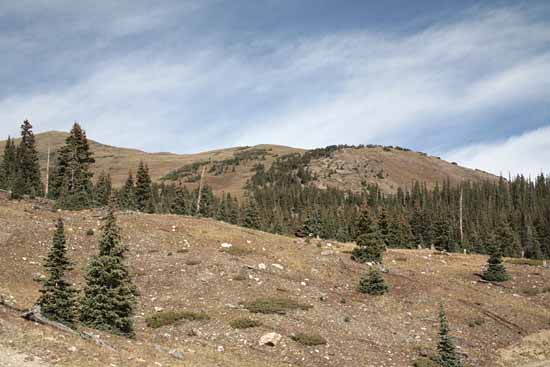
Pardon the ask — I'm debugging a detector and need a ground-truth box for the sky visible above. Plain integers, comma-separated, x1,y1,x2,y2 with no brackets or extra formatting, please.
0,0,549,176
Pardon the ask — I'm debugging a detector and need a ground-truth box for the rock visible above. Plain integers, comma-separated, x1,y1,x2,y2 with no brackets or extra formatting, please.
154,306,163,312
272,263,284,270
221,243,233,248
259,332,282,346
258,263,267,270
169,349,184,360
68,346,77,353
321,250,334,256
217,345,224,353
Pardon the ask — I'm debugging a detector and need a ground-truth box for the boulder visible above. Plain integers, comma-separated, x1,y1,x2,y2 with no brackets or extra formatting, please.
259,332,282,347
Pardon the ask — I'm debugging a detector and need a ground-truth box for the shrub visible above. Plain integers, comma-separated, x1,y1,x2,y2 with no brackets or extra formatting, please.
242,298,312,315
185,259,201,266
145,310,209,328
230,318,262,329
358,268,389,295
413,357,440,367
86,229,94,236
291,333,327,346
468,319,485,328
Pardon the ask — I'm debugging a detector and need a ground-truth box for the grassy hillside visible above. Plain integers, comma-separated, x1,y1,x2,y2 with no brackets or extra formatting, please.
0,199,549,366
0,132,496,197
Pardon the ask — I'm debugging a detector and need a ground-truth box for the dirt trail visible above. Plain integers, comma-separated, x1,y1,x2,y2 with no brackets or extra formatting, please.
0,346,51,367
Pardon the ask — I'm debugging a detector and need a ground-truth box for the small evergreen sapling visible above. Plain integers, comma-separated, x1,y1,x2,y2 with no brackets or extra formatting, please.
358,268,388,295
482,251,511,282
436,304,463,367
80,207,136,336
36,219,78,326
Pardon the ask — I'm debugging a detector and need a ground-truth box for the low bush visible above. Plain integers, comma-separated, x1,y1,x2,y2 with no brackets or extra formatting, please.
291,333,327,346
145,310,209,328
185,259,201,266
505,258,544,266
230,318,262,329
221,246,253,256
242,298,312,315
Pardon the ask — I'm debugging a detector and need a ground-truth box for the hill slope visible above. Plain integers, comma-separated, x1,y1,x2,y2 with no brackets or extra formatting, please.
0,199,549,366
0,131,496,196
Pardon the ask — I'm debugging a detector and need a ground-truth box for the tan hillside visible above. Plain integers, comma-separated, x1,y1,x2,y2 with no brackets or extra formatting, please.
1,199,549,366
0,132,496,197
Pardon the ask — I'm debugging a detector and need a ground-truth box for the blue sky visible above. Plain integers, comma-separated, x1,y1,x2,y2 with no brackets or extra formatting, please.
0,0,549,176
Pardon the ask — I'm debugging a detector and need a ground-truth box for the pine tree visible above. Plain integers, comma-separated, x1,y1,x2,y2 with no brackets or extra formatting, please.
36,219,77,326
358,268,388,295
14,120,43,197
0,136,17,190
351,211,384,263
51,123,95,209
171,185,188,215
80,207,136,336
118,171,136,210
243,200,261,229
295,211,322,238
94,171,112,207
482,235,511,282
135,162,152,212
436,304,463,367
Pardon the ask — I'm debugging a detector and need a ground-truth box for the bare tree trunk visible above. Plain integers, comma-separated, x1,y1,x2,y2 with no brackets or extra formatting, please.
459,187,464,244
196,165,207,214
44,143,50,198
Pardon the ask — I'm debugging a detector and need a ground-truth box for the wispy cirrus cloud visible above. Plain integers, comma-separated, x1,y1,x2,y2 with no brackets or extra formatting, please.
0,2,548,175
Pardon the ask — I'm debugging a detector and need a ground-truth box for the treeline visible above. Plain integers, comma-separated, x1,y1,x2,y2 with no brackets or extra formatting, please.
1,121,549,259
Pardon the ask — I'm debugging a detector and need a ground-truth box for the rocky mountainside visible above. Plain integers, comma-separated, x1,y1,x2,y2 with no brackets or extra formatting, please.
0,132,496,196
0,199,549,366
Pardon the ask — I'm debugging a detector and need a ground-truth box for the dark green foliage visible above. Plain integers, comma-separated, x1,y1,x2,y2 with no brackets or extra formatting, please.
117,171,136,210
295,211,322,238
0,136,17,191
145,310,209,328
291,333,327,346
171,185,188,215
243,200,261,229
352,211,385,263
436,304,463,367
358,268,388,295
51,123,95,209
80,207,136,336
94,171,112,207
229,318,262,329
243,298,312,315
135,162,153,212
482,238,511,282
36,219,77,326
13,121,43,198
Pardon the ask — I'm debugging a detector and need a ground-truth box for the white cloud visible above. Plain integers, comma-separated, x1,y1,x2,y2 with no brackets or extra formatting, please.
445,126,550,177
0,3,549,178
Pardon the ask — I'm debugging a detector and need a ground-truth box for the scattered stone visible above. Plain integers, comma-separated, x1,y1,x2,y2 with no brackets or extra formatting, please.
259,332,282,347
221,243,233,248
169,349,184,360
272,263,284,270
321,250,334,256
258,263,267,270
217,345,224,353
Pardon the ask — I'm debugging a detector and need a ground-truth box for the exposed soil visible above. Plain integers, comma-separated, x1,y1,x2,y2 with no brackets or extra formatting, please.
1,198,549,366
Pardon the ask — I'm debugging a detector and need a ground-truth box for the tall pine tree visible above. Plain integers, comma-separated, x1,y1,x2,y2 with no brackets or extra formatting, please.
14,121,43,198
135,162,153,212
80,207,136,336
36,219,78,326
436,304,463,367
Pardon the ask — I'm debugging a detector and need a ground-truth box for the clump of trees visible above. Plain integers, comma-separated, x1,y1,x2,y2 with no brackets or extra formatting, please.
358,268,388,295
35,209,136,336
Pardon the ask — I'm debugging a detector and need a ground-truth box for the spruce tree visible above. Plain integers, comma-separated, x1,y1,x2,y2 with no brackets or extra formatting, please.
36,218,77,326
135,162,152,212
15,120,43,197
118,171,136,210
482,235,511,282
0,136,17,190
358,268,388,295
171,185,187,215
94,171,112,207
352,211,384,263
243,200,261,229
80,207,136,336
436,304,463,367
51,123,95,209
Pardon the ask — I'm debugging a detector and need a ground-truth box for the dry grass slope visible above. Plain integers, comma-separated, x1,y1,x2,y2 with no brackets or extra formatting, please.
0,199,549,366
